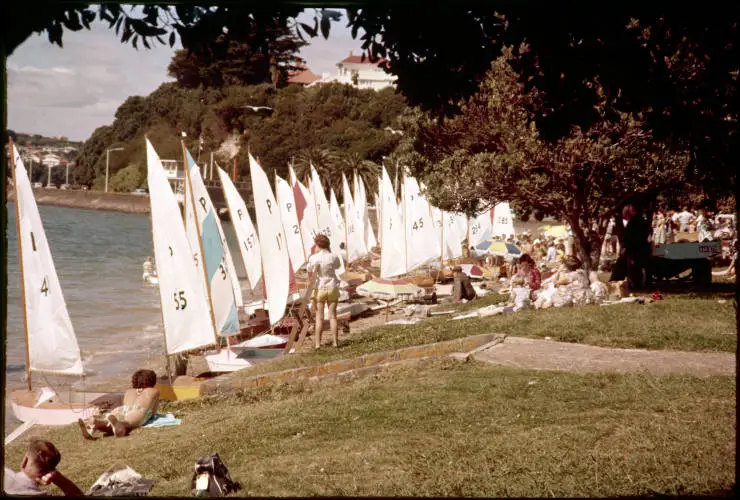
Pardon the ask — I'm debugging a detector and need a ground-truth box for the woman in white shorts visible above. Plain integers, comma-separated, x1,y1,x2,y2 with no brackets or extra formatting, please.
308,234,341,348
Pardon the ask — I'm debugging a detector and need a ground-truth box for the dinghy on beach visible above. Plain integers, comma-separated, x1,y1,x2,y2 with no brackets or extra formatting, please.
8,140,118,426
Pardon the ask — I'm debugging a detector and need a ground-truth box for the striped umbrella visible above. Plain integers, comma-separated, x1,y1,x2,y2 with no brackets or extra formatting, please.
457,264,494,279
356,278,424,300
474,240,522,258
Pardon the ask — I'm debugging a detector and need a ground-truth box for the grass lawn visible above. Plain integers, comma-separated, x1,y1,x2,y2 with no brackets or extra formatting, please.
234,286,735,379
5,360,735,497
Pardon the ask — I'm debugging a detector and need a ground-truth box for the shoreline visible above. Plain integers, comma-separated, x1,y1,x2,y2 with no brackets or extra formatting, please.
6,188,151,215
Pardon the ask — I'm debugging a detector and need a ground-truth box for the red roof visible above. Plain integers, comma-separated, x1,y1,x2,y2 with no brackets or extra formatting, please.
288,68,320,85
339,55,387,66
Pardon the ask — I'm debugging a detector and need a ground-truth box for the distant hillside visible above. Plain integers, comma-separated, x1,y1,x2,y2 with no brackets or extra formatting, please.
7,131,84,186
13,132,84,149
74,82,412,197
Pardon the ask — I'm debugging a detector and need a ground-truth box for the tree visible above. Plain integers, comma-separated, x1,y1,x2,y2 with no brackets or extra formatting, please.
410,57,689,271
167,23,307,89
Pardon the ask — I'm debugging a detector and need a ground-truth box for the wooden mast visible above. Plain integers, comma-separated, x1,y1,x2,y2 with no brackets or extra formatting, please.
182,141,220,347
10,138,32,391
402,174,408,273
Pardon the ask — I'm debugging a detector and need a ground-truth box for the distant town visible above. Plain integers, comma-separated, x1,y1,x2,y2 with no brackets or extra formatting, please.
6,132,83,189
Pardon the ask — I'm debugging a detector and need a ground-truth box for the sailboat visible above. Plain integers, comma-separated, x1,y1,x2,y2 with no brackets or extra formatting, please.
146,138,220,374
9,140,118,425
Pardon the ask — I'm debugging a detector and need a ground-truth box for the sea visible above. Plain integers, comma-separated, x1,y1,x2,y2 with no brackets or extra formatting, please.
4,202,253,432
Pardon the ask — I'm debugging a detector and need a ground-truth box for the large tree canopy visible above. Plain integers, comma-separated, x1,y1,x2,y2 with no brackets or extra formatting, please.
168,22,307,88
409,56,689,270
2,3,736,193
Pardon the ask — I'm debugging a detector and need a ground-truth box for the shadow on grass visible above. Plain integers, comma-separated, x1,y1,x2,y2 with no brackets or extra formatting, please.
644,279,736,299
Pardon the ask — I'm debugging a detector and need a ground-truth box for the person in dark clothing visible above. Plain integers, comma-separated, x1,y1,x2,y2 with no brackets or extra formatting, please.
620,204,652,290
452,266,477,301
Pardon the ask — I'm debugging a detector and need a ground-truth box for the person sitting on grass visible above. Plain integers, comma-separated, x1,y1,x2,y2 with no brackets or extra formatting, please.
4,439,83,496
79,369,160,440
515,253,541,300
452,266,477,302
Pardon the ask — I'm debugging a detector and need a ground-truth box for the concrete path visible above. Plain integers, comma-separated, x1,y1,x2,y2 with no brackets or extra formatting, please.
473,336,735,377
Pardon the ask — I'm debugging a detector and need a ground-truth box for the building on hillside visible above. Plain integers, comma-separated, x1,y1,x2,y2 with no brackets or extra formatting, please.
307,51,396,91
41,154,61,167
287,66,320,86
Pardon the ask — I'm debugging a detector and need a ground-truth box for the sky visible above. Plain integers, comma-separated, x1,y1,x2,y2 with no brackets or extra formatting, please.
7,8,364,142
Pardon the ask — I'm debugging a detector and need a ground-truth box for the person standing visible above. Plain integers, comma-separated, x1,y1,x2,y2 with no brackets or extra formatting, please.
675,206,694,233
621,204,652,290
4,440,83,496
653,209,667,245
307,234,341,348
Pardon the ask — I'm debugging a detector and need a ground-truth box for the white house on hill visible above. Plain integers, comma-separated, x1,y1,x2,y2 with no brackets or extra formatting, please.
308,51,396,91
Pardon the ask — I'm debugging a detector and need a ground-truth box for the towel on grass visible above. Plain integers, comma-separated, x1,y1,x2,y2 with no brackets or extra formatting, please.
142,413,181,428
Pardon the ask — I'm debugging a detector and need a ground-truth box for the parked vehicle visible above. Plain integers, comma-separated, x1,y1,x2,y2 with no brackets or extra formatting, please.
132,188,149,196
32,182,43,188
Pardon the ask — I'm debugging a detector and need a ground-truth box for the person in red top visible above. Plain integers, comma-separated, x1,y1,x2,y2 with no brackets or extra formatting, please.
516,254,541,299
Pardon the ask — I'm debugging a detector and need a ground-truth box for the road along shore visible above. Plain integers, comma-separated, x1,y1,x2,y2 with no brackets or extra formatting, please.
7,188,151,214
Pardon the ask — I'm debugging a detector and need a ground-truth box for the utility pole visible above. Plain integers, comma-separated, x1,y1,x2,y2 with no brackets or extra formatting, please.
65,163,70,185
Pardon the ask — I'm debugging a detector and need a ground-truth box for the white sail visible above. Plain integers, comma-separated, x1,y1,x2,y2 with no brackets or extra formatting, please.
146,139,216,354
310,166,334,239
376,176,383,245
492,202,516,239
217,167,262,290
403,176,441,271
343,173,367,263
329,188,347,255
275,173,307,272
443,210,465,259
380,167,407,278
295,178,319,258
249,154,290,326
183,150,240,336
469,209,493,247
358,177,378,250
12,145,83,375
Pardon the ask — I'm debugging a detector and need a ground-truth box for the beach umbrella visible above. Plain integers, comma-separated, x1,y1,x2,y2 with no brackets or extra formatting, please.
543,225,568,238
356,278,424,300
474,240,522,258
457,264,494,279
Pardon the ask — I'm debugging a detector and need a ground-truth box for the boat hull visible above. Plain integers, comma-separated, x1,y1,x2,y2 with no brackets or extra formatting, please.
9,390,121,426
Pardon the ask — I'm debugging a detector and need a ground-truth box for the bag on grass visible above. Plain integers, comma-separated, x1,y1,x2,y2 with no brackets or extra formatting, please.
191,453,240,497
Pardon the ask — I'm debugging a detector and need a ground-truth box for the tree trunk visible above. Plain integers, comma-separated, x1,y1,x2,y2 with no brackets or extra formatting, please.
567,216,596,272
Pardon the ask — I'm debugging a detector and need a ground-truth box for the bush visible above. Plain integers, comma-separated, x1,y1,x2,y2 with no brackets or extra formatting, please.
109,164,144,192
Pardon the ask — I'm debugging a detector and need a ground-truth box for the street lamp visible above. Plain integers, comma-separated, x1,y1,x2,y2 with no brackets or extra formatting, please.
105,147,124,193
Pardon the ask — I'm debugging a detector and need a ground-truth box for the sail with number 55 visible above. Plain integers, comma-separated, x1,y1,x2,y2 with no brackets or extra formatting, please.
146,138,217,354
249,154,290,326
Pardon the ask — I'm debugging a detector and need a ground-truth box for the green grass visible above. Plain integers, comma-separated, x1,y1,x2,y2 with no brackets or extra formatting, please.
6,360,735,497
233,288,735,379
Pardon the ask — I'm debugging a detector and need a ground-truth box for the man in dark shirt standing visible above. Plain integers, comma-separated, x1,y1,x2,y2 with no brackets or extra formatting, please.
621,204,652,291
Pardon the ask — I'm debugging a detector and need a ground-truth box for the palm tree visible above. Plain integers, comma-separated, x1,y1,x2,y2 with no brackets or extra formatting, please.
337,152,380,202
294,146,340,194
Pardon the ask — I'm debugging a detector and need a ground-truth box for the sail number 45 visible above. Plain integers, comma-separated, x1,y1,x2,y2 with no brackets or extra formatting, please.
173,290,188,310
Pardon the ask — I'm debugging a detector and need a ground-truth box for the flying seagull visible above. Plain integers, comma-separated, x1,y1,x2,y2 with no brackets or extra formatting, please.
242,105,274,112
384,126,404,135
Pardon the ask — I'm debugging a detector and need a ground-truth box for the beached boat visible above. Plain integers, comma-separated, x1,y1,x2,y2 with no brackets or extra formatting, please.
202,154,292,372
8,139,111,426
146,138,221,383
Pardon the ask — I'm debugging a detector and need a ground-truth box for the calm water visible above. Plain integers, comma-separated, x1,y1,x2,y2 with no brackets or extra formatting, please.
4,202,251,429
